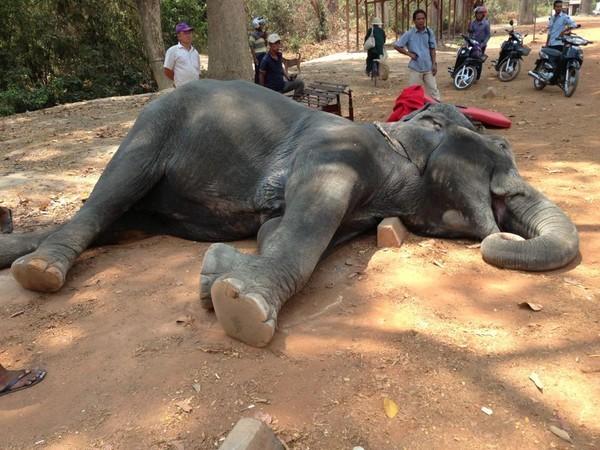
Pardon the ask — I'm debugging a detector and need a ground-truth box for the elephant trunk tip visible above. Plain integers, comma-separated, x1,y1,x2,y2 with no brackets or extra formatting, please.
481,231,579,272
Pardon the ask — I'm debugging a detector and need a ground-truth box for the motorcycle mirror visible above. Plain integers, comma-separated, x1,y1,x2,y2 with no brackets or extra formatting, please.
509,19,514,25
576,24,582,28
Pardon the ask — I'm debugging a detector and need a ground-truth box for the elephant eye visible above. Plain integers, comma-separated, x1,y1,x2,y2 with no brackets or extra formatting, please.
423,115,443,130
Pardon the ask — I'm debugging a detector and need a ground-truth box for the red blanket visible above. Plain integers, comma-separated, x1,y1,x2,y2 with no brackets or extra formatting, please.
386,85,512,129
386,85,426,122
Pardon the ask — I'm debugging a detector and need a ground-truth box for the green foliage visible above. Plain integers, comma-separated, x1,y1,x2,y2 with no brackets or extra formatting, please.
161,0,207,49
246,0,331,49
0,0,156,115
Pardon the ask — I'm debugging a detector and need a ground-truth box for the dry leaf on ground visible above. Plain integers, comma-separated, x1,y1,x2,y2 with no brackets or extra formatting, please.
518,301,543,312
549,425,572,443
529,372,544,392
175,397,194,413
383,398,399,418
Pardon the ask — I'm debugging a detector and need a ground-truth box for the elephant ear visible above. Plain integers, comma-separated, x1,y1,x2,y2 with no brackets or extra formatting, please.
390,104,476,175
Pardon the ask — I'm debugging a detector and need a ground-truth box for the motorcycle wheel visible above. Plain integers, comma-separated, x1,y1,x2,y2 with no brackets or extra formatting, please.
498,58,521,82
453,65,476,90
563,66,580,97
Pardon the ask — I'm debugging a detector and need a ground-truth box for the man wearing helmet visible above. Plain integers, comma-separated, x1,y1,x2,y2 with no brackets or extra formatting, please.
468,6,490,54
249,16,268,84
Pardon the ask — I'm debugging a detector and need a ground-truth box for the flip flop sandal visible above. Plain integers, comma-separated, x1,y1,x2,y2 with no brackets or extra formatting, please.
0,368,46,397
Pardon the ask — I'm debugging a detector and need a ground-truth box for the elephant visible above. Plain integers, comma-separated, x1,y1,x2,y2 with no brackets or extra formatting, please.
1,80,579,347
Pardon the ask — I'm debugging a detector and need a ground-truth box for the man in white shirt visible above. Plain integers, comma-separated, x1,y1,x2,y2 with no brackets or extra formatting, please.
164,22,201,87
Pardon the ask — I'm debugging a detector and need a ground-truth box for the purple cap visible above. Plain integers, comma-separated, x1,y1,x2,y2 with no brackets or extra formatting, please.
175,22,194,34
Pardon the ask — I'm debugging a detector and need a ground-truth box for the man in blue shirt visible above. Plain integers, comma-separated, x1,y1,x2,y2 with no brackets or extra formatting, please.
393,9,441,101
546,0,576,50
259,33,305,97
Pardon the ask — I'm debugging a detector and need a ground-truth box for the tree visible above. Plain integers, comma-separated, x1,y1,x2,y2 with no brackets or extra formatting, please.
134,0,172,90
580,0,593,14
206,0,253,80
519,0,534,25
309,0,328,40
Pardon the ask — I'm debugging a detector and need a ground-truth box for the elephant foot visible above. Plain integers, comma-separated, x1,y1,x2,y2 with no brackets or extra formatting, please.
11,254,68,293
211,276,277,347
199,243,252,310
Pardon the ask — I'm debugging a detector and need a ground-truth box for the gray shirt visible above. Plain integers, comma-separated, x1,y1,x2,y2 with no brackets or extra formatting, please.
394,27,436,73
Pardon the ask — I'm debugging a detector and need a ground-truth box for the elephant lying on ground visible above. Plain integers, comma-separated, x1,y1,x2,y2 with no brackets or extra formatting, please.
1,80,579,346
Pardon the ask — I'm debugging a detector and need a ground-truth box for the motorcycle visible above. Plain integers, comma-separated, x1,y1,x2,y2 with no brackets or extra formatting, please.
528,29,591,97
448,35,487,90
492,20,531,81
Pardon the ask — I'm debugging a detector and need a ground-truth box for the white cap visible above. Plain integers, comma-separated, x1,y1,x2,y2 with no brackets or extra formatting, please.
267,33,281,44
372,17,383,25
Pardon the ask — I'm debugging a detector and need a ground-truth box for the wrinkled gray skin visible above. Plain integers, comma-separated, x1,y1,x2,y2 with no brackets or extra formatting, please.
1,80,579,347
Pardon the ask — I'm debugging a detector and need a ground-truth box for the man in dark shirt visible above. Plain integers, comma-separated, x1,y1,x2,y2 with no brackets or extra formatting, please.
259,33,304,97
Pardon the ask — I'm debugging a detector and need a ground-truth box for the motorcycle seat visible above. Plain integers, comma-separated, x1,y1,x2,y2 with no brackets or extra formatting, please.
540,47,562,58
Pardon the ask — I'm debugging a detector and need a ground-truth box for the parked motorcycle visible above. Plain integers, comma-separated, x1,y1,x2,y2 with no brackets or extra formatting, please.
492,20,530,81
448,35,487,90
528,30,591,97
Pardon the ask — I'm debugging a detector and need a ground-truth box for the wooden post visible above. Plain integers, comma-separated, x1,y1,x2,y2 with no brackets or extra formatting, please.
395,0,399,37
533,0,537,42
365,0,368,36
346,0,350,51
356,0,360,50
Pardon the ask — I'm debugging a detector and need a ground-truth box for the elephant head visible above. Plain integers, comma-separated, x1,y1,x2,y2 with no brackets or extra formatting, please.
381,104,579,271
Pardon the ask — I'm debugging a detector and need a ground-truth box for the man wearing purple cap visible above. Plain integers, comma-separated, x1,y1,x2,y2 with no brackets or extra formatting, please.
164,22,201,87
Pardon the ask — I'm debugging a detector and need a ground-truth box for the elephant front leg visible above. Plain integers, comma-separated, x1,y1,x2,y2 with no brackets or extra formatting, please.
207,172,358,347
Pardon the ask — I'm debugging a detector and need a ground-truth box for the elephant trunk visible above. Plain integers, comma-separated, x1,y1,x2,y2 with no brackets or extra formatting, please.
481,185,579,271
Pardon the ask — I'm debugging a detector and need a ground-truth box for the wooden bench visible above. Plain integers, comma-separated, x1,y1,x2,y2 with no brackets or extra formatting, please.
294,81,354,121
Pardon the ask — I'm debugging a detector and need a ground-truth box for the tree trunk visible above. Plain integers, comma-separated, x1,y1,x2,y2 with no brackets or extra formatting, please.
309,0,329,40
134,0,172,90
519,0,535,25
429,0,440,35
326,0,338,14
455,0,465,33
580,0,592,14
206,0,253,80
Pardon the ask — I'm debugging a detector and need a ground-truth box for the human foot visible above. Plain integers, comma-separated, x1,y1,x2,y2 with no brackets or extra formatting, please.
0,365,46,397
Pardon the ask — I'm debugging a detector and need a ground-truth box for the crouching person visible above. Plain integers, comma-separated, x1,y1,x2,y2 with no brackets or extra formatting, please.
259,33,305,98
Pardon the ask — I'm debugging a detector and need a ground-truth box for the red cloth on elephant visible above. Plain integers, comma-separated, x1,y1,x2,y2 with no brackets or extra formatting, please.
386,84,427,122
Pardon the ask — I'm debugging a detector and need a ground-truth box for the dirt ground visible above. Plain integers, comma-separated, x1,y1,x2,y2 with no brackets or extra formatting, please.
1,18,600,450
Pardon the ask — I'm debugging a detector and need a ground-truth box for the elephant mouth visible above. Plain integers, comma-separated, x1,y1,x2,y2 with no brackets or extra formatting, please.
492,194,508,232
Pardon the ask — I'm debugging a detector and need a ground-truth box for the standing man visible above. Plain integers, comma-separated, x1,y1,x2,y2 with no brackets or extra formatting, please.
468,6,491,54
393,9,441,101
249,16,268,84
546,0,576,51
259,33,305,98
163,22,201,88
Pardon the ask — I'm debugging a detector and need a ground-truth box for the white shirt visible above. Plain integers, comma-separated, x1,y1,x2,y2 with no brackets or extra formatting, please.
163,43,201,87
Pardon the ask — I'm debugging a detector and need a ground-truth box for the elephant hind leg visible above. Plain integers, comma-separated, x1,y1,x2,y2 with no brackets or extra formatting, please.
200,217,284,310
199,243,255,310
211,277,275,347
11,255,67,292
